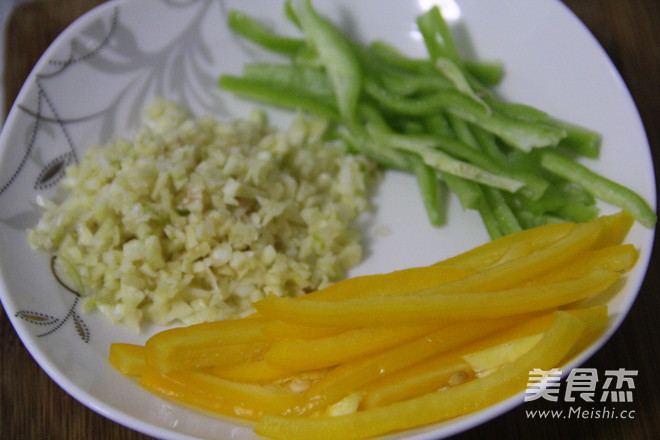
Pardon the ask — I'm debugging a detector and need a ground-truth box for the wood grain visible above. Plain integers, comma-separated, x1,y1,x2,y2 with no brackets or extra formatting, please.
2,1,658,439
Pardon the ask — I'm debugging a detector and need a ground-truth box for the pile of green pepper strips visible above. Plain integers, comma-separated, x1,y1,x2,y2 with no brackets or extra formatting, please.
219,0,656,238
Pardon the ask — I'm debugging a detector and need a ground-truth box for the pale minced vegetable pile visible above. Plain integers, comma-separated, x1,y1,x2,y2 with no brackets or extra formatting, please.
27,98,376,331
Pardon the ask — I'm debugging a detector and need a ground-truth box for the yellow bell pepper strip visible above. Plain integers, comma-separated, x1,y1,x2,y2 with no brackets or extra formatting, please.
151,340,270,374
261,320,345,340
140,368,259,420
108,343,146,377
209,359,301,384
527,244,639,286
567,306,609,327
456,312,555,354
360,354,473,409
453,307,606,364
264,325,440,372
144,317,270,373
461,308,606,376
140,368,301,421
361,311,552,408
303,264,473,301
436,220,575,270
561,306,609,361
293,214,613,314
423,220,603,295
361,307,606,409
591,209,634,248
252,269,619,327
486,208,635,280
260,263,472,339
462,333,545,376
254,311,586,440
285,316,526,416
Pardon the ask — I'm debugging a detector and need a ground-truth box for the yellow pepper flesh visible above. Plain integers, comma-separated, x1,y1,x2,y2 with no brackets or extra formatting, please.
253,270,619,327
264,324,441,372
109,343,146,376
145,317,269,373
107,213,637,440
254,312,587,440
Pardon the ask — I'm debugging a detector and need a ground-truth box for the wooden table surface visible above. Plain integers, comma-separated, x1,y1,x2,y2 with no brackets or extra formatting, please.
1,1,658,439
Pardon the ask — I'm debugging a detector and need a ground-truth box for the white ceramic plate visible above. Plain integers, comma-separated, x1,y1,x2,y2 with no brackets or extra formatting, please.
0,0,655,439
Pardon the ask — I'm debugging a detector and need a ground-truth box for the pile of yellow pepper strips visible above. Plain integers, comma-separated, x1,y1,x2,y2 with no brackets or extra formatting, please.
110,211,639,440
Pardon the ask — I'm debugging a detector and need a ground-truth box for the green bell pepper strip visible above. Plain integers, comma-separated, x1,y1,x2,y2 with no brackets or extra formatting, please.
469,123,510,165
514,186,566,217
220,3,654,232
516,211,565,230
447,115,550,200
463,60,504,87
228,10,305,54
343,107,413,171
555,199,600,223
241,63,334,99
368,40,433,72
288,0,362,121
377,70,453,97
365,109,546,199
553,119,602,159
409,153,446,226
416,6,460,64
442,173,483,211
417,5,604,161
417,5,502,96
364,81,567,151
482,187,523,236
369,40,503,87
540,150,657,228
476,190,504,239
486,99,601,159
362,106,548,204
487,98,601,159
485,98,550,122
434,57,490,113
555,180,597,207
363,95,486,219
447,113,480,148
339,129,412,172
423,112,455,138
218,75,339,120
366,123,525,193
